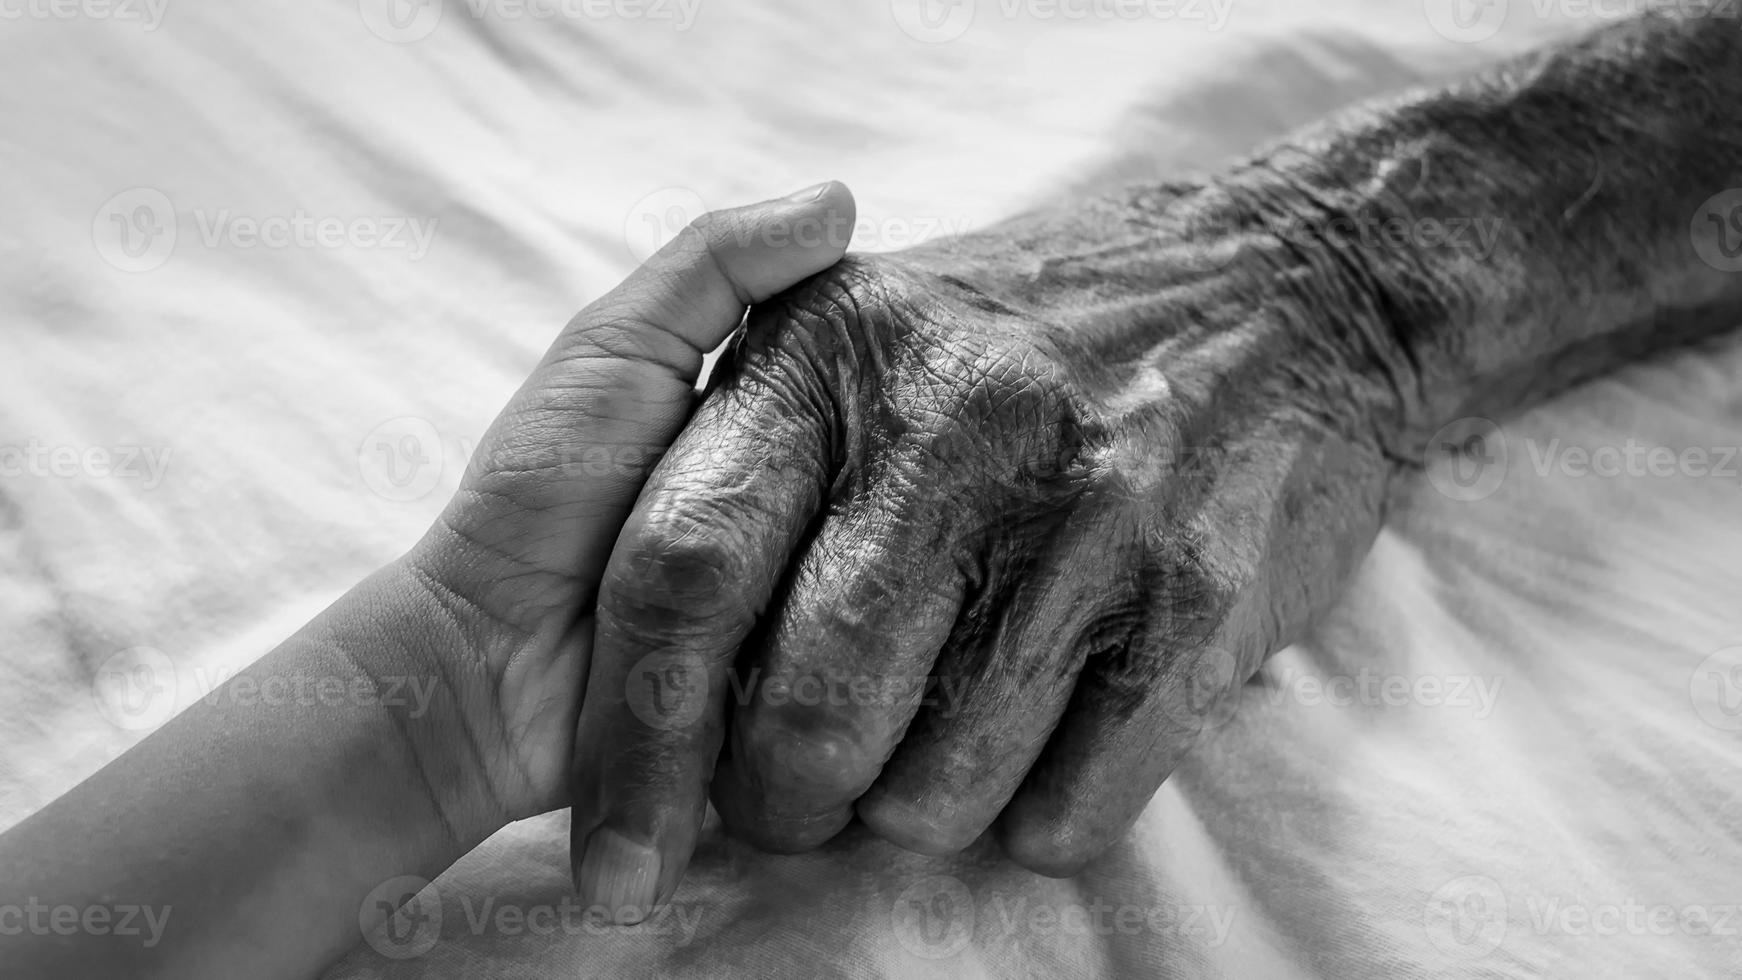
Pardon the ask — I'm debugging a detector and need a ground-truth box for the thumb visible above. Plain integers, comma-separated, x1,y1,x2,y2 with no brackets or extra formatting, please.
559,181,858,381
466,179,857,525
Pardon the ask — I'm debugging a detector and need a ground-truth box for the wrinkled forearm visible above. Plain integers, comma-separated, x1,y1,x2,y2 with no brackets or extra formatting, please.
915,11,1742,459
1251,11,1742,444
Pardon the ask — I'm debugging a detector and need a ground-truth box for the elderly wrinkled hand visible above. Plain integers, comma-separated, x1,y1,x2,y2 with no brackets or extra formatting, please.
569,181,1405,916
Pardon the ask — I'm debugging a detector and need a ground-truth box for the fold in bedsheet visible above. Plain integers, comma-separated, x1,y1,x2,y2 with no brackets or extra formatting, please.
2,3,1740,978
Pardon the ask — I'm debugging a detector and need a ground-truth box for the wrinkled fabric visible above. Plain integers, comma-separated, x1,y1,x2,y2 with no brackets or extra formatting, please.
2,2,1739,977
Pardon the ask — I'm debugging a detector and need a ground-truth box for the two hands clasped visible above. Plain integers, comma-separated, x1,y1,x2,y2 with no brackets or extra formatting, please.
11,17,1741,977
420,179,1252,911
3,174,1403,978
412,174,1397,917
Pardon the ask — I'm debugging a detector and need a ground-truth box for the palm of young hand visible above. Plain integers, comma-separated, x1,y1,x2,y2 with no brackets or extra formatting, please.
406,183,858,824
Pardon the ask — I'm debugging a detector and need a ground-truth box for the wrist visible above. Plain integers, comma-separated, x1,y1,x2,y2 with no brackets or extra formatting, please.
313,559,518,844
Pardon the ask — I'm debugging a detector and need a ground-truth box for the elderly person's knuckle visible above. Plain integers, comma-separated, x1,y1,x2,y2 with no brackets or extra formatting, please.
604,511,747,622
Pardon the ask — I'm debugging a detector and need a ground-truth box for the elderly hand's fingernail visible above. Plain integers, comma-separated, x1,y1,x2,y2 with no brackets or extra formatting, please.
576,826,661,924
784,182,832,204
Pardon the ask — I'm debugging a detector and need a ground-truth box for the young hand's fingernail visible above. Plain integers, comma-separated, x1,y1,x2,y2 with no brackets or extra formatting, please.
577,826,661,924
784,182,832,204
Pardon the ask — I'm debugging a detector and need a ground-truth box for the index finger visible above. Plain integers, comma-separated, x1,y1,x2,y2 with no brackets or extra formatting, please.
566,195,862,923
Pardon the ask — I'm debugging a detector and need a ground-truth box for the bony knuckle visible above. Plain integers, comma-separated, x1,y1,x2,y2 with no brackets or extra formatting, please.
606,523,742,616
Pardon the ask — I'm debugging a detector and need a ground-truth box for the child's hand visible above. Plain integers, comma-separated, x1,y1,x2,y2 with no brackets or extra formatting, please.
402,183,856,826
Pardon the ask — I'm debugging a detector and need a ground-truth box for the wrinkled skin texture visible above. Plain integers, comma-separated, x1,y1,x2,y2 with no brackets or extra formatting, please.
572,11,1742,900
572,180,1410,882
719,248,1394,868
551,13,1742,922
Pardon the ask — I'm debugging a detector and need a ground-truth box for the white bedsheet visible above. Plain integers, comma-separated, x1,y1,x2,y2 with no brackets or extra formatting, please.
4,2,1741,977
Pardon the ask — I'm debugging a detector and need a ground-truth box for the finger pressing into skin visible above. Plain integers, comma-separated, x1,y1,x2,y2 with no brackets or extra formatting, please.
567,371,834,923
854,502,1130,857
707,487,970,854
